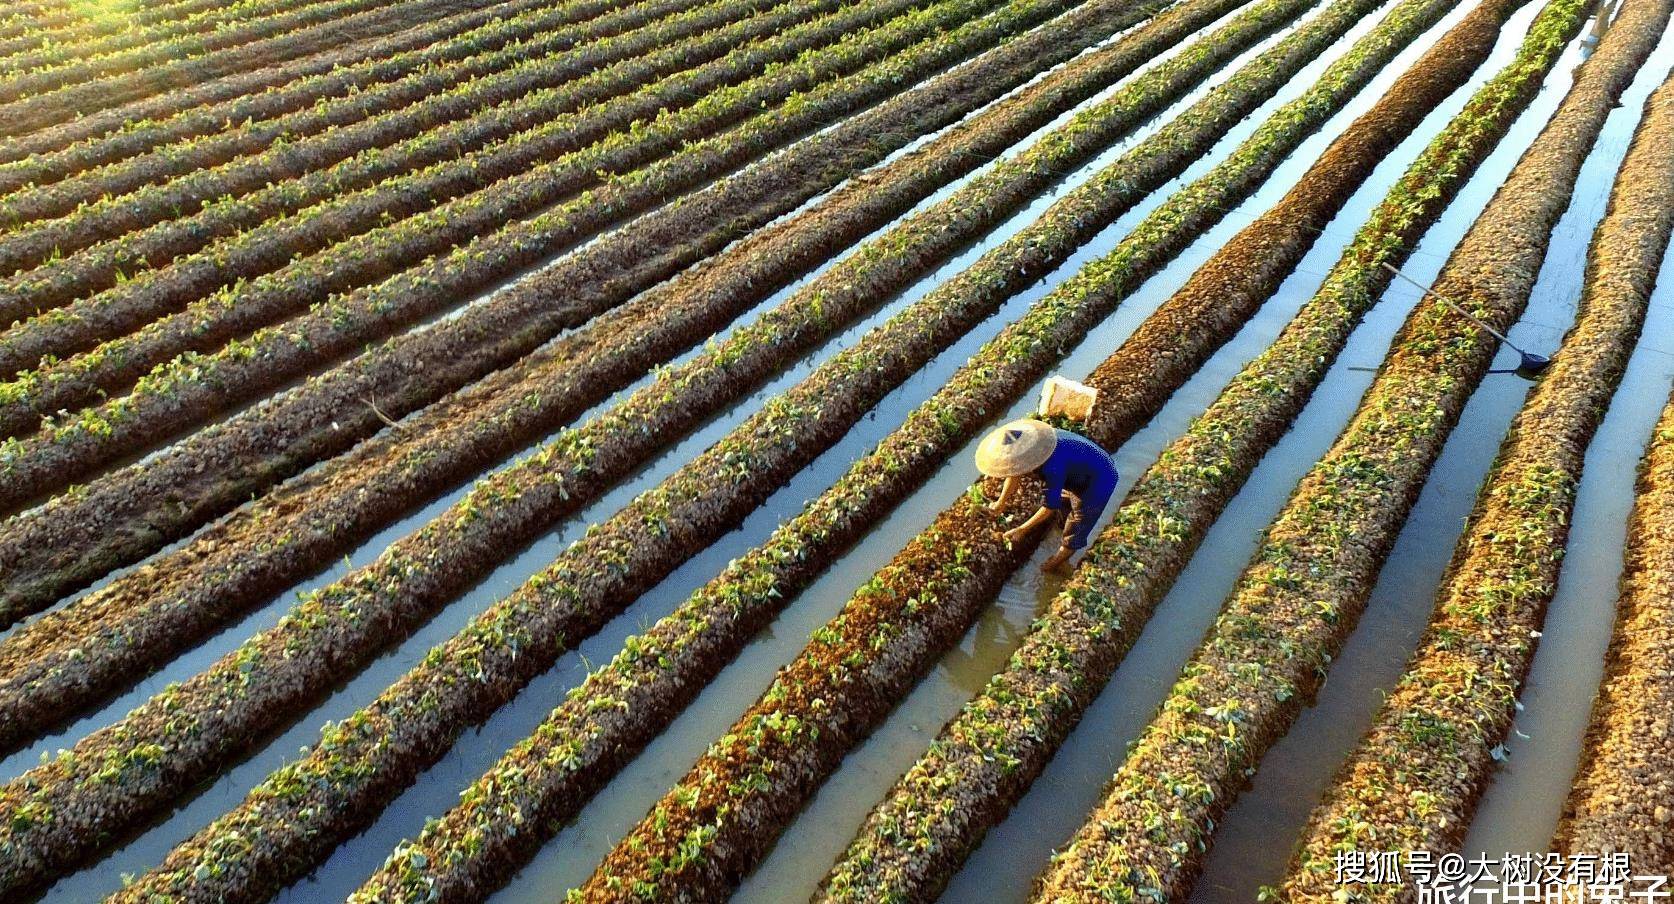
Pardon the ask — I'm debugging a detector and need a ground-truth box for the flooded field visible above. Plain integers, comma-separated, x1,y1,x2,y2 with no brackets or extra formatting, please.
0,0,1671,899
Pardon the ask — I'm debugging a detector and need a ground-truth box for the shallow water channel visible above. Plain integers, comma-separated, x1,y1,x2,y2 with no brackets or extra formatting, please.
1189,21,1674,902
20,0,1302,896
18,0,1674,898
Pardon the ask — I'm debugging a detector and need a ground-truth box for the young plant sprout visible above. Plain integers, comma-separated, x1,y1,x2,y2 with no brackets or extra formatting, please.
1381,260,1554,373
2,0,1666,896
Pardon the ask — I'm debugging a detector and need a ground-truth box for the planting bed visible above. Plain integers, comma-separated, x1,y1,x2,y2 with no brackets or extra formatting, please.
1032,0,1663,898
0,0,880,371
0,0,1347,887
1555,388,1674,871
0,0,1157,632
3,0,1671,898
0,0,1211,741
0,0,1099,499
818,0,1567,895
0,0,988,430
0,0,633,175
571,0,1518,893
0,0,516,137
1284,48,1674,897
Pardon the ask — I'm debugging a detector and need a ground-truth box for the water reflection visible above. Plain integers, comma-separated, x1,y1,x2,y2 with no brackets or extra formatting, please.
939,544,1069,695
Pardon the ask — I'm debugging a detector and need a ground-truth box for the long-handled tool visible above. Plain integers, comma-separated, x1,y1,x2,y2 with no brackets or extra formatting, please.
1380,261,1553,374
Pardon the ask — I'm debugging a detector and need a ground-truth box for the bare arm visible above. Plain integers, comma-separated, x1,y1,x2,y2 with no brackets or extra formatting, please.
988,475,1022,512
1002,505,1056,544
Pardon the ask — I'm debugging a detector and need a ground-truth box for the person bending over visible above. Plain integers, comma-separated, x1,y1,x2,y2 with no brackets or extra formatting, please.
975,417,1118,572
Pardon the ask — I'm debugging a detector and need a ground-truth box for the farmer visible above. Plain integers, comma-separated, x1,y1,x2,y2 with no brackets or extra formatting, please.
975,417,1118,572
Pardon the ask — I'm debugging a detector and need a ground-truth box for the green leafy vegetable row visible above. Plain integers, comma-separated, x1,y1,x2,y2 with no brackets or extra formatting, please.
0,0,1014,454
0,0,388,87
570,0,1488,893
1028,1,1657,900
1555,373,1674,866
815,0,1570,895
0,0,1108,893
0,0,720,237
0,0,841,360
1282,20,1674,898
0,0,621,180
0,0,499,135
0,0,1169,755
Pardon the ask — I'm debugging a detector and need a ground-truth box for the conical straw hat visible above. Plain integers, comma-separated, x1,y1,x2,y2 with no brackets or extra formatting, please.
975,418,1057,477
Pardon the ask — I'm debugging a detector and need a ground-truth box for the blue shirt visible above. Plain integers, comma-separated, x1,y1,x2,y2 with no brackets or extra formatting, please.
1039,428,1118,510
